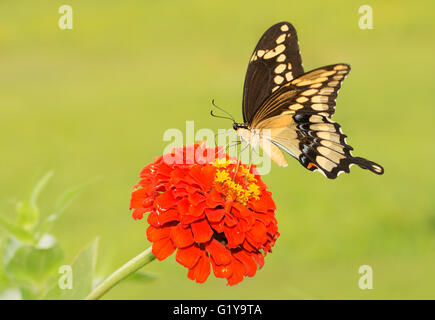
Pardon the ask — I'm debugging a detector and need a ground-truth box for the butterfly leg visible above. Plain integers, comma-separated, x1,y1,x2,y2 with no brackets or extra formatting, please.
214,131,234,147
233,158,241,180
244,145,253,184
232,143,242,180
225,140,241,153
214,132,219,147
232,143,250,180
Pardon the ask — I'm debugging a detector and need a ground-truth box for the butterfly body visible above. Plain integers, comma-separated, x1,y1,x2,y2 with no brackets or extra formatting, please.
233,22,384,179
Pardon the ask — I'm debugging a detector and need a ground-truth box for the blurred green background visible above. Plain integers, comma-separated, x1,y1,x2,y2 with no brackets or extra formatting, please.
1,0,434,299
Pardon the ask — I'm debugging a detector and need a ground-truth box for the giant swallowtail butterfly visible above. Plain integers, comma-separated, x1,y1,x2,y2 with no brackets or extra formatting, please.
231,21,384,179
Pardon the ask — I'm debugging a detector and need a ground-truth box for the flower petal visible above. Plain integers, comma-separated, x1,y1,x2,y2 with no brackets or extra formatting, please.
139,164,153,178
180,214,204,225
177,198,190,215
210,255,233,279
189,164,216,191
132,208,147,220
188,201,206,217
252,252,265,269
130,188,148,208
152,237,175,261
224,214,237,227
191,219,214,243
170,224,194,248
242,238,257,252
186,184,200,194
227,256,245,286
224,224,245,249
147,211,160,227
158,208,179,224
248,197,270,213
187,253,211,283
172,187,188,198
233,250,257,277
156,162,173,177
188,191,206,206
245,233,261,250
147,225,171,242
253,212,272,225
264,192,276,210
205,239,231,265
232,202,251,218
155,190,177,211
176,245,202,268
205,208,225,222
170,167,189,184
209,219,225,233
248,221,268,244
206,188,225,207
199,165,216,190
224,201,234,213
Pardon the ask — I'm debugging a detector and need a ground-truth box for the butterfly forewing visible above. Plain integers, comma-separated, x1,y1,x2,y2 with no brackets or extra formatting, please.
242,22,304,124
250,64,350,125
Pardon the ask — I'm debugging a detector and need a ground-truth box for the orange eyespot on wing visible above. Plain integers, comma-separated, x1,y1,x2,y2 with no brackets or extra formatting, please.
307,162,316,170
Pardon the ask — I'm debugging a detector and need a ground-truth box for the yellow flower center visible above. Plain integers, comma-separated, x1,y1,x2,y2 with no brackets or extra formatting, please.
212,159,260,204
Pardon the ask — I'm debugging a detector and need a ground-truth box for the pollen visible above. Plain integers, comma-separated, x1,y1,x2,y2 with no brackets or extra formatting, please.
213,158,235,168
215,169,230,183
213,160,260,205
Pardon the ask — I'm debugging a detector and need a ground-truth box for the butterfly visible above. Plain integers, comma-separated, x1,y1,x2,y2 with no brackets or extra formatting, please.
228,21,384,179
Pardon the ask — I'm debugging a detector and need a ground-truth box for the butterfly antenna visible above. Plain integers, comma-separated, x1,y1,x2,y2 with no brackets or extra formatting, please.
210,99,236,123
210,110,233,122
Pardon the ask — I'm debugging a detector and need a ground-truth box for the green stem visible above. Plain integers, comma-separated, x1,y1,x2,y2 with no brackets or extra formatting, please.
85,246,156,300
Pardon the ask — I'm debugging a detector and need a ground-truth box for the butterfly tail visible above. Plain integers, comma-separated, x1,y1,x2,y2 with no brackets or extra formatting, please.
288,114,384,179
351,157,384,175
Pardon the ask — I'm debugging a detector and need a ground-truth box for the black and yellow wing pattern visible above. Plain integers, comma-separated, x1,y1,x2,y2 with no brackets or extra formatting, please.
243,22,304,124
241,22,384,179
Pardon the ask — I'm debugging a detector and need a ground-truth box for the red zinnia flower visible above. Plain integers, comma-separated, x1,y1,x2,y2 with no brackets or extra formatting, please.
130,142,279,285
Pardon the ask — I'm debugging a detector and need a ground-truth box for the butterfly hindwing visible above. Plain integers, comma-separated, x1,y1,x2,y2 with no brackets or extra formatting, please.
242,22,304,124
292,113,383,178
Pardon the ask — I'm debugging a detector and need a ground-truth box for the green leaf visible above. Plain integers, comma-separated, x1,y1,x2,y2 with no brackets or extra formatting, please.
15,201,39,231
125,270,158,283
36,184,84,238
44,238,98,300
16,171,54,230
54,184,83,215
0,263,9,287
0,215,33,243
3,235,64,284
